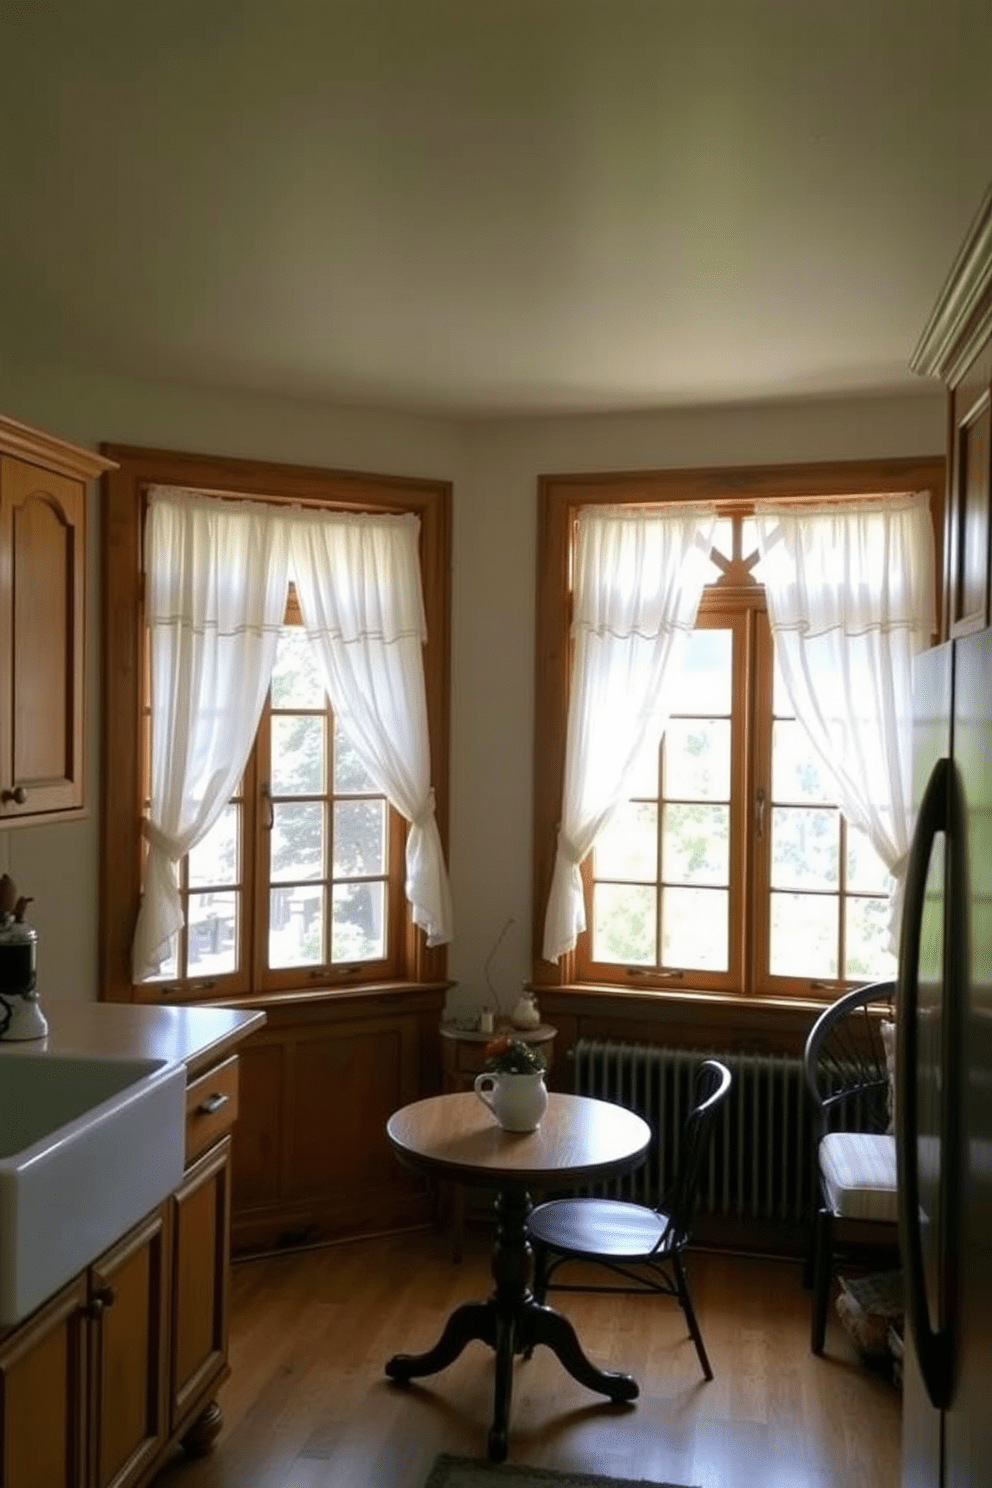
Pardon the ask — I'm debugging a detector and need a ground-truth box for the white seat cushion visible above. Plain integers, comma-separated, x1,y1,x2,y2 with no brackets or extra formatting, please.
819,1132,898,1222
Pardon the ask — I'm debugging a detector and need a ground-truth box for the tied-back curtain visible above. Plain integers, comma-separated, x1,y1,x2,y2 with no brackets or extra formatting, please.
287,510,453,947
133,489,291,980
542,504,718,962
754,492,935,950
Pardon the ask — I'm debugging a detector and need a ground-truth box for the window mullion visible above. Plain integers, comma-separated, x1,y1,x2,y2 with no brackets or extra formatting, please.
251,693,274,990
655,737,664,970
750,613,775,996
838,813,848,982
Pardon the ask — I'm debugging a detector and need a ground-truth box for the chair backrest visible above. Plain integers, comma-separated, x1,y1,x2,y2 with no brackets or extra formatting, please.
658,1058,732,1250
803,979,895,1147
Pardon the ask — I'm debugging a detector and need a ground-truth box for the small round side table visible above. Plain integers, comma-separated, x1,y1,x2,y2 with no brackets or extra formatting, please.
439,1021,558,1259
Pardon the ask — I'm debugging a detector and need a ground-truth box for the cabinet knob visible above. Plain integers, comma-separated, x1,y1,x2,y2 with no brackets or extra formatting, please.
85,1284,117,1320
1,787,27,805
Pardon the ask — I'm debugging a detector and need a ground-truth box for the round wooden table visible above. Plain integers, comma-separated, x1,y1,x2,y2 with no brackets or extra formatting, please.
384,1090,651,1462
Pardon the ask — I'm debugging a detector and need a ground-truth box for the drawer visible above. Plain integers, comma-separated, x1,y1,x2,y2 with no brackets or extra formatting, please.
185,1054,239,1164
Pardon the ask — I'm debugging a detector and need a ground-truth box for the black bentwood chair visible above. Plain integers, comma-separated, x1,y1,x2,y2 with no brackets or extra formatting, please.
803,979,899,1355
525,1058,732,1381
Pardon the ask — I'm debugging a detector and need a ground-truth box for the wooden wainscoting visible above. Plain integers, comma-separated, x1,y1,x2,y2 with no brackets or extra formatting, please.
228,986,446,1255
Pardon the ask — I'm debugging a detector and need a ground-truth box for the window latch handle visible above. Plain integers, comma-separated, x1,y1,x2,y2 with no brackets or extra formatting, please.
261,781,274,830
756,786,766,838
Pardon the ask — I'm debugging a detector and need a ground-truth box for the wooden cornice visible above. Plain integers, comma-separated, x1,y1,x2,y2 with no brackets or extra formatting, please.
0,413,118,480
911,180,992,386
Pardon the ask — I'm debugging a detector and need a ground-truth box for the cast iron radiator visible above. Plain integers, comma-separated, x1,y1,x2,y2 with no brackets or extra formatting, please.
571,1039,814,1224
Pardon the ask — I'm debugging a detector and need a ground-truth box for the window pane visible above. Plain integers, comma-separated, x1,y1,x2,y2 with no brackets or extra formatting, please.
334,721,378,793
845,897,898,981
188,805,239,887
667,629,733,716
847,826,894,894
771,807,839,890
271,626,326,708
740,516,759,564
187,891,238,976
271,802,324,882
592,883,656,964
770,892,838,978
593,800,657,881
269,885,325,967
624,736,660,798
332,881,385,962
772,721,833,804
333,799,385,877
662,886,728,970
663,719,730,800
663,804,729,885
271,715,325,795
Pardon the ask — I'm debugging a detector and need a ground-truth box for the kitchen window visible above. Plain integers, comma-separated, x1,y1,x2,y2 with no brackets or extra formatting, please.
100,446,451,1005
531,458,944,1002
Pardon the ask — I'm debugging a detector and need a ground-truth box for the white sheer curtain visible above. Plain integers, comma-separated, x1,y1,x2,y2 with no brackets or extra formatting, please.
288,510,453,947
133,489,291,980
754,492,935,950
542,504,717,962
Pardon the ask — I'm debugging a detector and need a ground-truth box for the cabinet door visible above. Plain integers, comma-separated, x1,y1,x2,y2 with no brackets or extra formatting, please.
0,1276,87,1488
170,1136,231,1432
946,342,992,637
0,454,86,820
87,1208,170,1488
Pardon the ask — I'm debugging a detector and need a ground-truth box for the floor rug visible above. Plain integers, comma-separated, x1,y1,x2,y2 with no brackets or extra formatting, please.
423,1455,697,1488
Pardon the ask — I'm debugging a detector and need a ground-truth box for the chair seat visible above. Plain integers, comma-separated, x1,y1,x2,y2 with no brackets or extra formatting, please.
819,1131,898,1222
527,1197,672,1262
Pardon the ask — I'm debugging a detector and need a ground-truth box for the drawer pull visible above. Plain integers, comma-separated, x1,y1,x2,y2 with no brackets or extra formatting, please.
198,1092,230,1115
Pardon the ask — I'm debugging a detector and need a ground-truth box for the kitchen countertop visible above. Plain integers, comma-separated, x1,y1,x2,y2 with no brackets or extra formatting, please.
0,999,266,1078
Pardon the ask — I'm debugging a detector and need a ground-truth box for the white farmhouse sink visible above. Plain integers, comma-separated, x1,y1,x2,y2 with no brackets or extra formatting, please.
0,1051,186,1326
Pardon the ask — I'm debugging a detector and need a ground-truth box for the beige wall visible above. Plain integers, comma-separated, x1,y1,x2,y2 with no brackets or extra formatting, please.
0,361,944,1015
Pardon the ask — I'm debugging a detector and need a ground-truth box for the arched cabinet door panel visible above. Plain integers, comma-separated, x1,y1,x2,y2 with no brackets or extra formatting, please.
0,417,115,825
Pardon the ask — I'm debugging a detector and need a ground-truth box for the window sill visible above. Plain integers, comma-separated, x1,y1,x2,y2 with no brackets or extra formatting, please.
132,979,453,1014
537,981,833,1015
526,982,857,1057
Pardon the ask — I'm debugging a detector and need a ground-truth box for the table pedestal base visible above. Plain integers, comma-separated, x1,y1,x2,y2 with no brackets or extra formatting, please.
385,1187,637,1462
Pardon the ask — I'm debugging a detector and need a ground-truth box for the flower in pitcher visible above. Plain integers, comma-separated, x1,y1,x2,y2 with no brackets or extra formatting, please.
482,1036,547,1075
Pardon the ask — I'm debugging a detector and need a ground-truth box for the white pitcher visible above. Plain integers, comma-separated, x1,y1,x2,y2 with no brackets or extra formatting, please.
473,1071,548,1132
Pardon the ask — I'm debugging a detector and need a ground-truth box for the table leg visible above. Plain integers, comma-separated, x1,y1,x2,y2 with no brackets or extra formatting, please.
385,1300,495,1381
386,1183,637,1462
521,1304,639,1403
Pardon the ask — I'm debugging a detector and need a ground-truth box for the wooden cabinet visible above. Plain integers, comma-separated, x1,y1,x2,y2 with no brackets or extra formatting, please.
0,1209,168,1488
87,1209,170,1488
911,184,992,638
0,1274,87,1488
170,1137,231,1437
0,416,115,825
0,1047,242,1486
230,988,445,1253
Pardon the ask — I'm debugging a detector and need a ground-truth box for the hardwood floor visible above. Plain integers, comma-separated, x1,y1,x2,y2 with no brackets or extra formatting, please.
153,1227,901,1488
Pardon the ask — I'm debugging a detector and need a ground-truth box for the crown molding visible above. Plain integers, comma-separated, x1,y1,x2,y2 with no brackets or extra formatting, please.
0,414,117,480
911,182,992,386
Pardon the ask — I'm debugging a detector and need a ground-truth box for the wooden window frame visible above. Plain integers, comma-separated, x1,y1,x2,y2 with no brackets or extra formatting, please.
99,444,450,1005
531,455,945,1003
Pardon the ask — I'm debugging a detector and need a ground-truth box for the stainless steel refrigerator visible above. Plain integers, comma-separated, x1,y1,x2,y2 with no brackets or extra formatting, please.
898,625,992,1488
